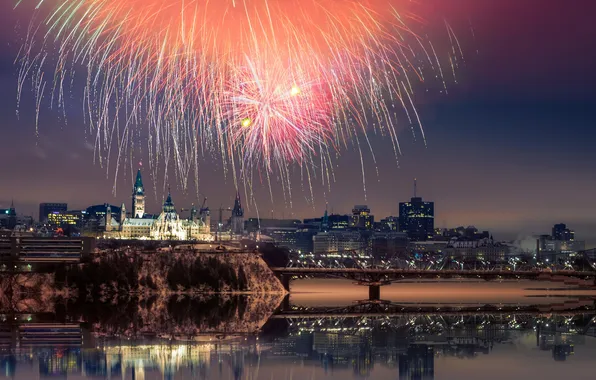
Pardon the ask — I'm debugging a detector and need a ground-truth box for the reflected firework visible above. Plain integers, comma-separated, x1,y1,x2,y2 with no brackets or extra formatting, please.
15,0,462,197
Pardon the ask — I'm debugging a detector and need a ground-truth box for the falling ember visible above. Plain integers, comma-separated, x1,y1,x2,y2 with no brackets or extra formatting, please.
14,0,463,197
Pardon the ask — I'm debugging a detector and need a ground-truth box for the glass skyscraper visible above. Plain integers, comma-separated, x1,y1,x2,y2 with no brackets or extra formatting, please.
398,197,434,241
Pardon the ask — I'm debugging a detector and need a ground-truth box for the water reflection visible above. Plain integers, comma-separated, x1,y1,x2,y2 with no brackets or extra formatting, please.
1,297,596,379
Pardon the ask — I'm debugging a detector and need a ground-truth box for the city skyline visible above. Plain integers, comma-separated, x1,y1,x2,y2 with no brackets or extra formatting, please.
1,0,596,244
0,171,590,245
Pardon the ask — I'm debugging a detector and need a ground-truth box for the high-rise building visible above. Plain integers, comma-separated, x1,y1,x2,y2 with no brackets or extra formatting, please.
399,345,434,380
39,203,67,223
132,169,145,218
399,197,434,241
552,223,574,241
230,192,244,235
350,205,374,230
399,180,434,241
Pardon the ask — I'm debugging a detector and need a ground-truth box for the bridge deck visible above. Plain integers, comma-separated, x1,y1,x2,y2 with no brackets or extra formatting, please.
272,310,596,319
271,267,596,277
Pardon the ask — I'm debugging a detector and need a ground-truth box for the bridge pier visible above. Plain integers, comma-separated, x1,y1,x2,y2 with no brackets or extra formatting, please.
281,295,291,312
279,274,291,292
369,285,381,301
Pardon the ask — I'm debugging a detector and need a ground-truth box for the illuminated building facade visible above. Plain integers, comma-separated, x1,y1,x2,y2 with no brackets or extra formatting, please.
46,210,86,229
444,237,510,262
399,197,434,241
106,192,211,241
39,203,67,223
103,169,211,241
350,205,374,230
313,230,365,254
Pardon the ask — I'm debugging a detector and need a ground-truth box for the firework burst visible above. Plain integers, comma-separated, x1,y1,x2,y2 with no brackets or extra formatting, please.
14,0,463,201
226,56,333,170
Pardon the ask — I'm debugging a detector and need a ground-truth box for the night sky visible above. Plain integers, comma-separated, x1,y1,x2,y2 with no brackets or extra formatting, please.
0,1,595,244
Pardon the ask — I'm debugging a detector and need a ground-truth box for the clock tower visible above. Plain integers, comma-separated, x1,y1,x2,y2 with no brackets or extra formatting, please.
132,168,145,218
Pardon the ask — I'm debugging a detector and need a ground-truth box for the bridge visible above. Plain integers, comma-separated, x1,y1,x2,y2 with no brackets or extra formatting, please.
271,256,596,300
273,298,596,318
266,303,596,358
273,248,596,299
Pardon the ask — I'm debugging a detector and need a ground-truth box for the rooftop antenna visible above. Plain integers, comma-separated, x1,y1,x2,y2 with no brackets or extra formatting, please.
414,178,417,198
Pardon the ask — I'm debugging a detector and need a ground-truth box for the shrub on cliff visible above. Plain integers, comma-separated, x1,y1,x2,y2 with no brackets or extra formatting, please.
64,251,140,296
259,243,290,268
165,256,244,292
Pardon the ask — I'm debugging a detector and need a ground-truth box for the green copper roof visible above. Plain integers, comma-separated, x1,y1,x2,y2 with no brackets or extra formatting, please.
133,169,144,195
163,191,176,213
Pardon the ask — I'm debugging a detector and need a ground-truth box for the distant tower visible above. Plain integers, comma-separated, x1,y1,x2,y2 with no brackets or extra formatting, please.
199,198,211,233
230,192,244,235
120,202,127,225
105,204,112,232
132,168,145,218
321,204,329,232
190,203,197,221
163,190,176,214
202,209,211,233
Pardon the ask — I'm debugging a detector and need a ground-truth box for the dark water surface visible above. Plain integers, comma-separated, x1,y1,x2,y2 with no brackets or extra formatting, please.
2,281,596,379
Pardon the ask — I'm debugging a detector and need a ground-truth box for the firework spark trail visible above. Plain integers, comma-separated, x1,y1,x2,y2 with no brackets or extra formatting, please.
15,0,462,203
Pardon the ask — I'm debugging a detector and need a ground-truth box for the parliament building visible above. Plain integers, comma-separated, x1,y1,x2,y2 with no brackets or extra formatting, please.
103,169,212,241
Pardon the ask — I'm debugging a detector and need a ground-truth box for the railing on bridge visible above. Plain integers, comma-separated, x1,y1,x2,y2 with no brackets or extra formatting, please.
17,324,82,347
277,250,596,299
0,315,83,348
0,235,95,264
286,249,596,273
273,304,596,339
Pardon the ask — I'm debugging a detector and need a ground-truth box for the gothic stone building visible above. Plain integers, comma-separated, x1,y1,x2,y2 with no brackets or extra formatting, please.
103,169,211,241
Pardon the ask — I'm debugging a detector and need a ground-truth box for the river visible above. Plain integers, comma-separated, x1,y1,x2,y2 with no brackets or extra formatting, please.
1,279,596,379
